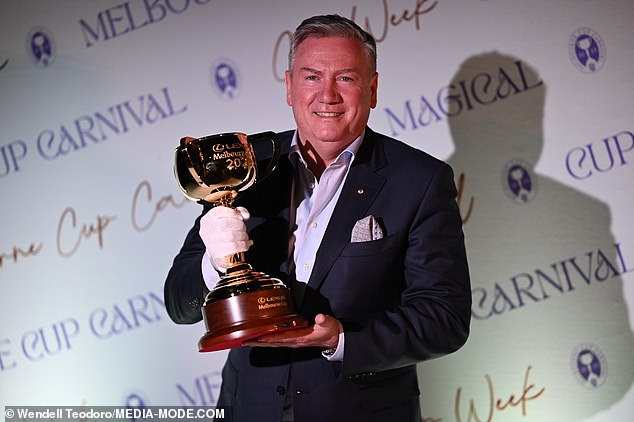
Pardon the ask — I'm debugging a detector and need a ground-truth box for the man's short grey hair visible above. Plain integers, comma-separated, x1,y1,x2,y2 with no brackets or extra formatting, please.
288,14,377,74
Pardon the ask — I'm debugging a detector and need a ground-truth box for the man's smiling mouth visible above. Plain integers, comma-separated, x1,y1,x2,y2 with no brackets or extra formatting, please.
315,112,343,117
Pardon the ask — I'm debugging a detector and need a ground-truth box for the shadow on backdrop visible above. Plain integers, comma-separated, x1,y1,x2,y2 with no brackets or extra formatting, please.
417,52,634,421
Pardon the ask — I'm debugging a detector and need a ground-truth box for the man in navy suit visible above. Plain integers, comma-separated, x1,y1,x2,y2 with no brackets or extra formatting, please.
164,14,471,422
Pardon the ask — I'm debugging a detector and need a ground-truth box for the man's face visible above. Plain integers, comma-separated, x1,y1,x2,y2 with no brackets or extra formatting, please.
285,36,378,148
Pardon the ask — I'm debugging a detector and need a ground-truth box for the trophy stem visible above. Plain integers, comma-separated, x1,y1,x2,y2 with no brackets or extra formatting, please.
214,191,237,208
228,251,247,267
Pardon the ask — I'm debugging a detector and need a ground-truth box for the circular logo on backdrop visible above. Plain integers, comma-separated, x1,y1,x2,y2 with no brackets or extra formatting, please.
568,28,606,73
502,159,537,204
571,343,607,388
211,58,241,100
123,391,149,409
28,27,55,67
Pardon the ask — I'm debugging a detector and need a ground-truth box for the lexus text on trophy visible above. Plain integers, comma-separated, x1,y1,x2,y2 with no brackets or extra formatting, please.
174,131,307,352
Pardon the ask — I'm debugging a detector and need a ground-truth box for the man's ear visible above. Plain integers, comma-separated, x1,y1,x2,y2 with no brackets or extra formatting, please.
370,72,378,109
285,70,293,106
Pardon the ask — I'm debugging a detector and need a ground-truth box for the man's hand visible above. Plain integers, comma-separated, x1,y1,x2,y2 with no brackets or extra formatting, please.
199,205,253,272
244,314,342,349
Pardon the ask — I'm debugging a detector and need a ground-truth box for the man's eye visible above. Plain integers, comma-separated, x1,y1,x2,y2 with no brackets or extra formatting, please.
305,75,318,81
339,76,353,81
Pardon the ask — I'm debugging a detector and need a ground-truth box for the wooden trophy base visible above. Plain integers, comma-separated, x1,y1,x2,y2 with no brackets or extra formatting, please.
198,273,308,352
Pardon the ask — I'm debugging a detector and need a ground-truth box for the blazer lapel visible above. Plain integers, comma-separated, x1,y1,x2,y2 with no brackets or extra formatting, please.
305,129,387,294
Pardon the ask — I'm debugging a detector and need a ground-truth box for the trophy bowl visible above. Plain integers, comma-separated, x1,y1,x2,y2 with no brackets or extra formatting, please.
174,131,308,352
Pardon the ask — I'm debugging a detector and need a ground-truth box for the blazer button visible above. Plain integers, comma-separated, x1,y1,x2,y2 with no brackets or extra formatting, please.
276,386,286,395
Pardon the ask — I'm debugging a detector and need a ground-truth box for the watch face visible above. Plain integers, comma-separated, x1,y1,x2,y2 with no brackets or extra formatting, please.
321,347,336,357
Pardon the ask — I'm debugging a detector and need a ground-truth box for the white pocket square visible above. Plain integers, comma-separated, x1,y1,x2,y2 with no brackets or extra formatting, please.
351,215,385,243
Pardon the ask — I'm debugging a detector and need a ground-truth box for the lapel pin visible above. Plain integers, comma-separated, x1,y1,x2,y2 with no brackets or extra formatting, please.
357,188,365,195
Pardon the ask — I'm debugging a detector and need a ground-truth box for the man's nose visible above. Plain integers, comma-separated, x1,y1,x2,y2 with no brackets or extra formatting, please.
319,79,341,103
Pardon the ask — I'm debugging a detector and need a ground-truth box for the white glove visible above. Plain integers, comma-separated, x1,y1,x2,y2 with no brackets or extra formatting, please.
199,206,253,273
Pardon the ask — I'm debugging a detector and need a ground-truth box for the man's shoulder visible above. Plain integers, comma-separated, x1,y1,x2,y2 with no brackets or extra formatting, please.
278,129,295,138
368,128,446,169
278,129,294,142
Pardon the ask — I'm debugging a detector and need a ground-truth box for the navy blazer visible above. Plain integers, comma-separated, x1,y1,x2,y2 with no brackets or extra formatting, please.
164,127,471,421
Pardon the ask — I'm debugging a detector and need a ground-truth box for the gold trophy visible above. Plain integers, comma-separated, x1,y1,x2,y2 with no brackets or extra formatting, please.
174,131,308,352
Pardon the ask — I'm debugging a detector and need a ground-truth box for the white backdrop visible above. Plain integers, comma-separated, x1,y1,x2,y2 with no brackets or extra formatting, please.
1,1,633,420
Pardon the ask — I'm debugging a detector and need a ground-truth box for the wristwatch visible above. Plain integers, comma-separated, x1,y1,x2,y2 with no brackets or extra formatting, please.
321,347,337,357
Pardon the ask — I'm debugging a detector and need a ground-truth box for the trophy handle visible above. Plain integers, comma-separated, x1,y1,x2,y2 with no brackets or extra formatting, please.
247,131,280,183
